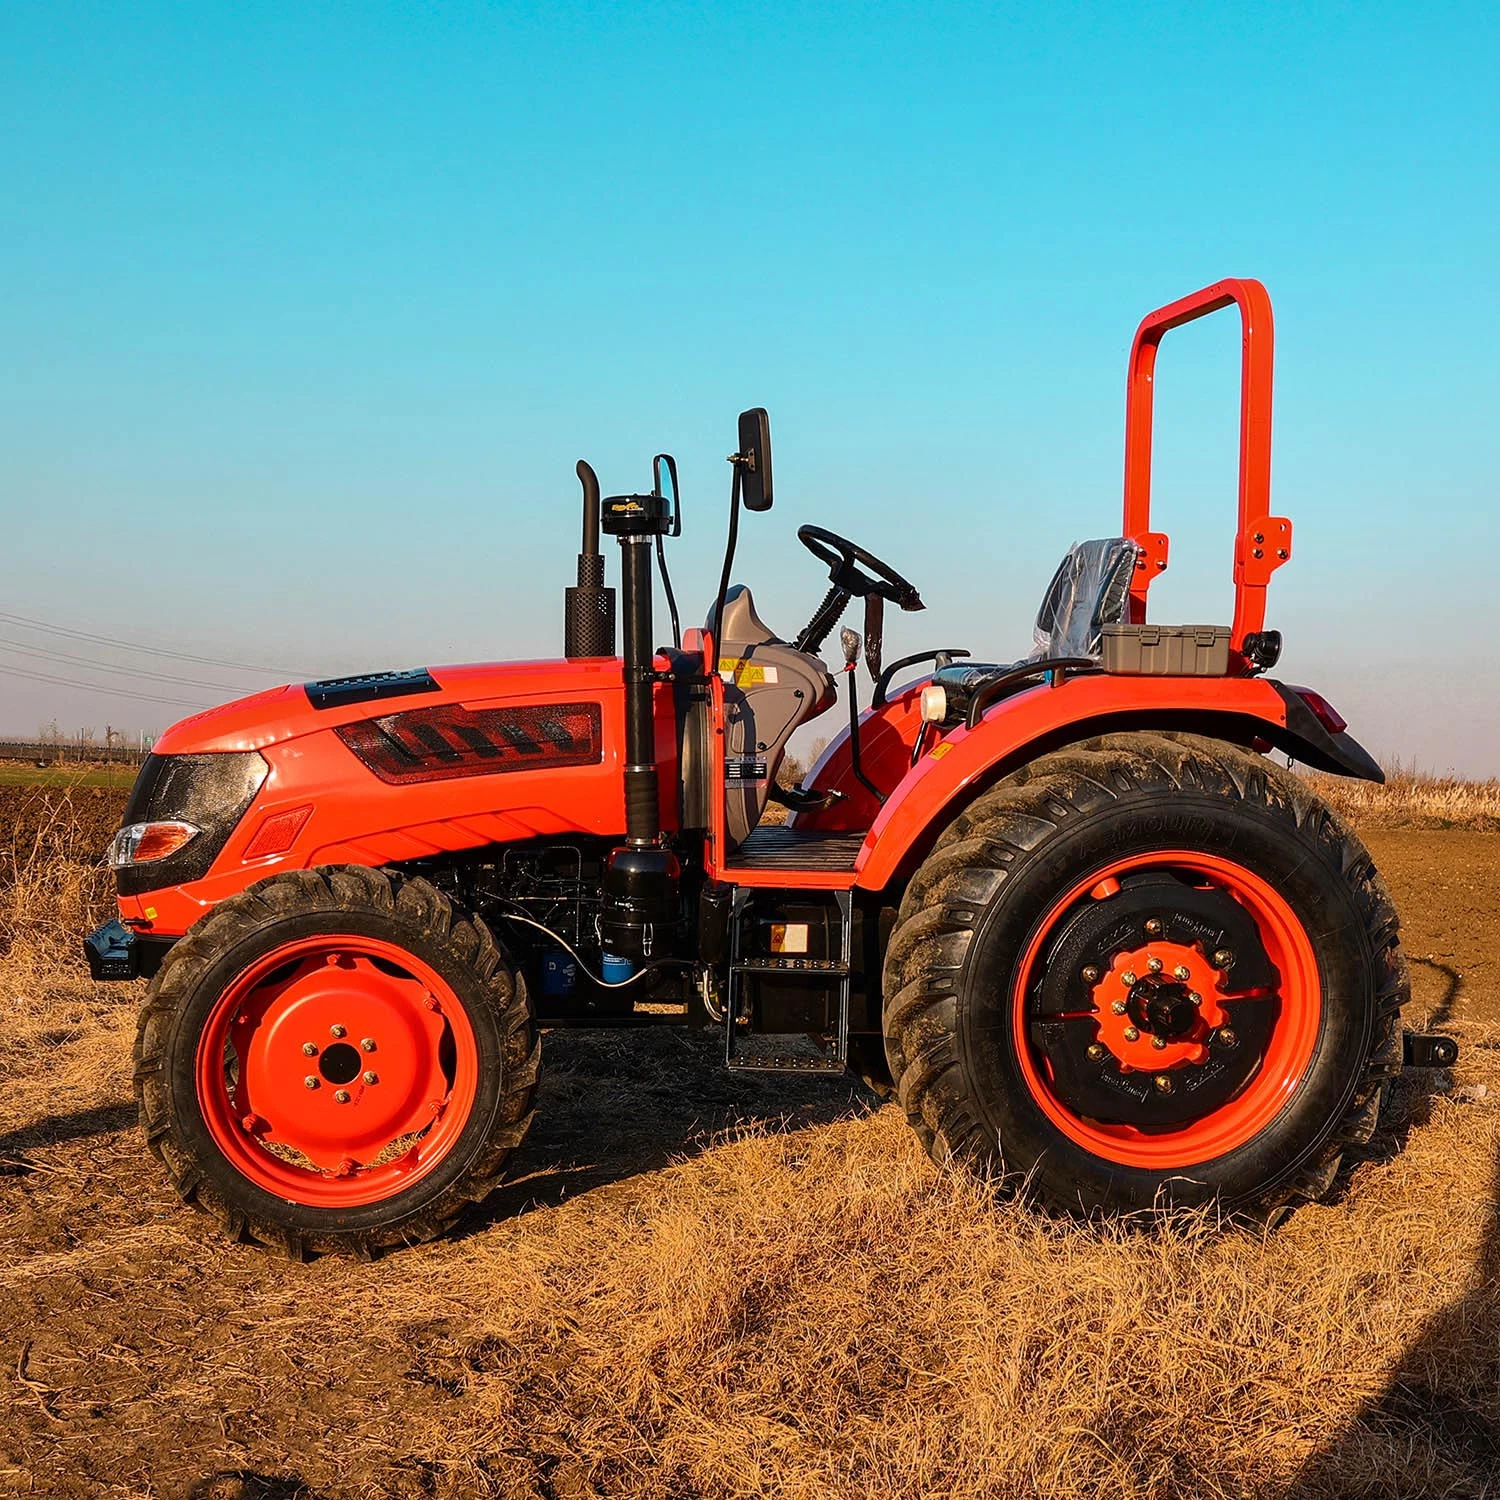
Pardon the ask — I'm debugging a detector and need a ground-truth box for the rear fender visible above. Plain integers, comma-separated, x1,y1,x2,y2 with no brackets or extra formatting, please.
849,674,1380,893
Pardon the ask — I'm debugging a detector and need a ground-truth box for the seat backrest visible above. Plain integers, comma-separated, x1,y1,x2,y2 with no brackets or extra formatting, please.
1031,538,1139,660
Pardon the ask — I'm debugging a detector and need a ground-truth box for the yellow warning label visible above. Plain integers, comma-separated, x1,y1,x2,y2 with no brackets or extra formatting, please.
717,657,779,686
930,742,953,760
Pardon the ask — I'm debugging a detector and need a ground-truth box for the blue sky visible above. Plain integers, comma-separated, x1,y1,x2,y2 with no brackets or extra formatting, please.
2,2,1497,772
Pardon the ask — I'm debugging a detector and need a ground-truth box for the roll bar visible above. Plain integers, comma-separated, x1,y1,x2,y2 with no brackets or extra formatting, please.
1121,277,1290,668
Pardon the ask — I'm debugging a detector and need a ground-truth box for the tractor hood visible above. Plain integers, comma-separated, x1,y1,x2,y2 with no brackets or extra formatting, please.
152,658,627,755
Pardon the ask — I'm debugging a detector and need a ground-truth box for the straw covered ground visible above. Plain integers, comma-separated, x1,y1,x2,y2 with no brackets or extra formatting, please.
1,774,1497,1498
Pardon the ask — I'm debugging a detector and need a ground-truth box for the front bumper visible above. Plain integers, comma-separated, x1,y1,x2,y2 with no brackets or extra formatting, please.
83,918,174,982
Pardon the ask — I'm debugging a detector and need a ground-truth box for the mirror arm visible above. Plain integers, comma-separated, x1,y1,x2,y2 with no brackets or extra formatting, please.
707,465,743,680
793,585,853,656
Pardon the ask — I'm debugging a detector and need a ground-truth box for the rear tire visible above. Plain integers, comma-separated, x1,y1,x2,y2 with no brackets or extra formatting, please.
134,866,538,1257
882,732,1406,1218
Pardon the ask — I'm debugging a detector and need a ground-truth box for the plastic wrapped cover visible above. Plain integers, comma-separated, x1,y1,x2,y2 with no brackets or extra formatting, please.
1030,538,1140,660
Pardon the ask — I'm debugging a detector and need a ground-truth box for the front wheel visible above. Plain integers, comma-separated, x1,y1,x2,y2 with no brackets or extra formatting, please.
882,733,1406,1218
134,866,538,1257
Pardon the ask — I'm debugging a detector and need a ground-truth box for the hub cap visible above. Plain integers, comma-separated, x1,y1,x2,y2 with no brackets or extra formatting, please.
195,935,479,1208
1013,851,1322,1168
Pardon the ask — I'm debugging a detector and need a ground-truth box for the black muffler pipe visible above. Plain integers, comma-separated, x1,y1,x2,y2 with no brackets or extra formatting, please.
565,460,616,658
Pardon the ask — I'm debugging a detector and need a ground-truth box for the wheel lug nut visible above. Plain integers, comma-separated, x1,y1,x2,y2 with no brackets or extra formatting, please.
1121,970,1138,986
302,1042,318,1057
330,1024,347,1039
1173,966,1191,981
1081,966,1101,984
1087,1043,1107,1062
303,1076,318,1090
363,1071,378,1085
1123,1025,1140,1042
334,1089,351,1104
1214,949,1234,969
1145,918,1164,937
1188,991,1202,1006
1218,1028,1238,1049
1154,1074,1174,1094
360,1038,377,1052
1111,1000,1128,1015
1152,1036,1167,1050
1147,958,1163,974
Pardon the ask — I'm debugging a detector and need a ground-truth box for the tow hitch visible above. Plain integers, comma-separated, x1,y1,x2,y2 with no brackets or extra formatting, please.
1403,1031,1460,1068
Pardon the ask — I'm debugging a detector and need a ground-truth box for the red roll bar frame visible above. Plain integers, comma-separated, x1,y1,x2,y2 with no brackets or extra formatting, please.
1121,277,1291,671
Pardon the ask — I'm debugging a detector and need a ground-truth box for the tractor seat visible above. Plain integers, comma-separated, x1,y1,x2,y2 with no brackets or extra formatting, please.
930,538,1139,715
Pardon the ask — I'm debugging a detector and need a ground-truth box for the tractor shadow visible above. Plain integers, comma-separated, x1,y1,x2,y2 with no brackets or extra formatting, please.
1284,957,1500,1495
456,1026,880,1234
0,1101,136,1174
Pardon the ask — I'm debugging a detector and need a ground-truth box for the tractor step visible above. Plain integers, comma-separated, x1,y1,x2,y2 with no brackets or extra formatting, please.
725,890,853,1074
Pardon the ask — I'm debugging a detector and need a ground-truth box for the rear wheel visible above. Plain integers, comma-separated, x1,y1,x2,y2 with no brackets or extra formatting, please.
882,733,1406,1218
134,866,538,1257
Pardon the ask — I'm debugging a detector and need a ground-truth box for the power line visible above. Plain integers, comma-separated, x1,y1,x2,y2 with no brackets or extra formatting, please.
0,609,304,677
0,661,209,710
0,637,260,693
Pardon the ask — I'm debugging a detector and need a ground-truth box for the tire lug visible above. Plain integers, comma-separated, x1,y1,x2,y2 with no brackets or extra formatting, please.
360,1038,377,1052
304,1076,318,1090
330,1024,347,1038
1087,1043,1106,1062
1173,965,1191,981
1123,1025,1140,1042
335,1089,351,1104
301,1042,318,1057
1081,966,1101,984
1111,1000,1127,1015
363,1071,378,1085
1154,1074,1174,1094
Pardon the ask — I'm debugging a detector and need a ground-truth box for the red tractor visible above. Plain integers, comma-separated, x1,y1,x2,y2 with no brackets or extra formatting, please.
87,279,1455,1256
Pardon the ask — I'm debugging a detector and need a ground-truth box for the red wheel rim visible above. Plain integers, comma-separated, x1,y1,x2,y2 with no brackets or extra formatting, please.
1011,851,1322,1169
196,935,480,1208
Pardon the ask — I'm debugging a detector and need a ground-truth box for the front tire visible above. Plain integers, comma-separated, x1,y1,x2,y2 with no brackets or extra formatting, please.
134,866,538,1257
882,733,1406,1218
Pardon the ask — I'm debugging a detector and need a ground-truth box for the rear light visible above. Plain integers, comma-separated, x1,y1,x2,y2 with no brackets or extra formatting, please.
1295,689,1348,736
108,820,200,868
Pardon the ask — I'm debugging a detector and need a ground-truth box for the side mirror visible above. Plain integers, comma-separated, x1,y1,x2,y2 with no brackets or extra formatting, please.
652,453,681,537
736,408,773,512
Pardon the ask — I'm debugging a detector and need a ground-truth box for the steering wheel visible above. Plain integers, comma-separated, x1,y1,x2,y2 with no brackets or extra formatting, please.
793,524,924,657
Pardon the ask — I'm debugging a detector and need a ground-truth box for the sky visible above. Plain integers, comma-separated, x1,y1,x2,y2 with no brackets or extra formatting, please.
2,2,1497,774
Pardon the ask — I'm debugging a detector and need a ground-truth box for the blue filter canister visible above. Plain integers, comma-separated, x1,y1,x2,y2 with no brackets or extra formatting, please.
600,952,636,984
541,951,577,997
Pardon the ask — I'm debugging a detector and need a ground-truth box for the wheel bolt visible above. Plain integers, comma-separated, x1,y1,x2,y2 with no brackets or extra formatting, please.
1152,1035,1167,1050
1123,1025,1140,1042
1145,918,1164,937
1122,970,1138,986
363,1071,378,1085
1087,1043,1107,1062
303,1076,318,1090
334,1089,351,1104
1214,949,1234,969
1111,1000,1128,1015
1218,1028,1238,1049
301,1042,318,1057
360,1038,377,1052
1147,957,1163,973
330,1024,347,1039
1173,965,1191,981
1081,966,1101,984
1154,1074,1174,1094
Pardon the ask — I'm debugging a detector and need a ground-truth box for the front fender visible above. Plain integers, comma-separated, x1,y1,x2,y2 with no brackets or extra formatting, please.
850,674,1379,893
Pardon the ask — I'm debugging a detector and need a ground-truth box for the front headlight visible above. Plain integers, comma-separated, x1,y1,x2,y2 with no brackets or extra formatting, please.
107,820,200,868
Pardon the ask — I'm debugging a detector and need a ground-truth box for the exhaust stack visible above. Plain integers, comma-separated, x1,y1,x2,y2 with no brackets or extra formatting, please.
564,460,616,658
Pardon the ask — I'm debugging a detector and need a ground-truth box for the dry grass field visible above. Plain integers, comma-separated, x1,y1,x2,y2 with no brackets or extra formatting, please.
1,769,1498,1498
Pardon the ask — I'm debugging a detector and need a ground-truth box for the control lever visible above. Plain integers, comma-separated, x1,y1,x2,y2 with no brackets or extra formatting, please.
840,628,885,807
